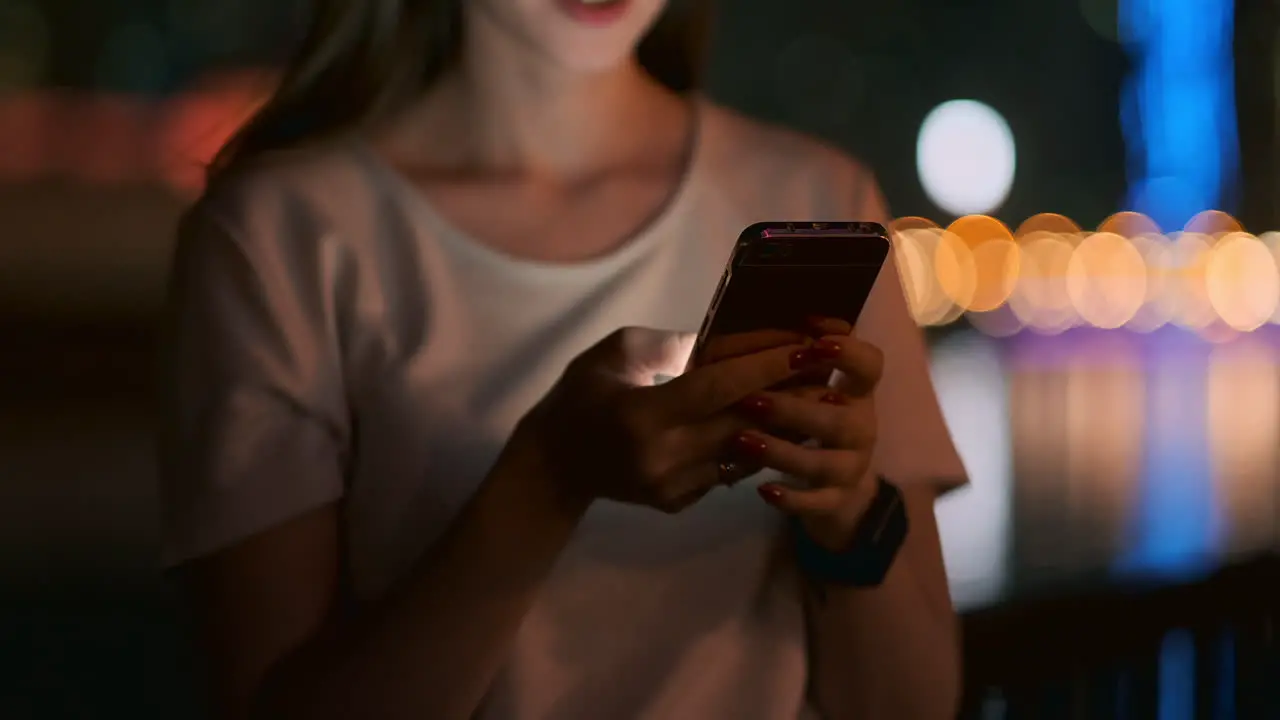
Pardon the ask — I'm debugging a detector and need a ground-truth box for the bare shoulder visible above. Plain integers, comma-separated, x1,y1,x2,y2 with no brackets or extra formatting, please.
696,101,882,218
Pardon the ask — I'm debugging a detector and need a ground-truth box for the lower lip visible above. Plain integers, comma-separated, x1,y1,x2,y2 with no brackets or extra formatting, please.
556,0,631,26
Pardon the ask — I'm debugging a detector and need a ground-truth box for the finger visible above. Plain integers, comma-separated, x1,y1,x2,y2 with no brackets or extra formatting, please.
650,342,820,420
757,481,847,516
619,328,697,381
766,387,844,445
696,329,808,366
805,316,854,338
772,381,860,409
719,460,765,486
653,456,762,511
770,366,836,392
662,412,756,469
779,385,838,401
656,484,713,514
737,390,875,450
812,335,884,396
581,327,696,384
734,431,869,488
642,414,765,502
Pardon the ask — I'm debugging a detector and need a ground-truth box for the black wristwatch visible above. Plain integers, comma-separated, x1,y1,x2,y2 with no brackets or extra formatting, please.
791,475,908,588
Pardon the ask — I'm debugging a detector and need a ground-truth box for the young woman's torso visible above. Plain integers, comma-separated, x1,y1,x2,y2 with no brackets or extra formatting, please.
182,99,884,719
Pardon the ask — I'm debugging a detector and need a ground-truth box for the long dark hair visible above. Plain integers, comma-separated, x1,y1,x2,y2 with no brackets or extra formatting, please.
209,0,714,180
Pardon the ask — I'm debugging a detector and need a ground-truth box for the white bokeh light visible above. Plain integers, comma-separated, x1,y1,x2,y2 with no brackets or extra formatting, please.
916,100,1017,216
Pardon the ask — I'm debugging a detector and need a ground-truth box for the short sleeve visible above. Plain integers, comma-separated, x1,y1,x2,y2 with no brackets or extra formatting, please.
853,178,969,494
157,201,350,567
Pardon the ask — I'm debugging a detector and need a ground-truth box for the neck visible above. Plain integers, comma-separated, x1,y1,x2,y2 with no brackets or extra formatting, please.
397,15,682,177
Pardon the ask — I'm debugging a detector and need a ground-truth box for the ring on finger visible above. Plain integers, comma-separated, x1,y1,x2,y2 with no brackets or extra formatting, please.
717,459,740,485
818,390,849,405
717,459,760,486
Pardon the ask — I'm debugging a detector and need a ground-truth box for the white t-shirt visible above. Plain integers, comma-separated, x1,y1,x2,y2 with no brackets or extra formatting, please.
159,99,968,719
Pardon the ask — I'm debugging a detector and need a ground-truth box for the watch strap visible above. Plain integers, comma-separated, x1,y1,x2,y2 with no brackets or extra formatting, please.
791,475,909,587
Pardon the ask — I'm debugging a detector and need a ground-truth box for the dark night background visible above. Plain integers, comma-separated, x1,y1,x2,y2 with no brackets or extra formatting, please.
1,0,1277,717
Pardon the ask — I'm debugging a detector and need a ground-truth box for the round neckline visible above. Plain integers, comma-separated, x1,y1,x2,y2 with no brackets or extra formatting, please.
353,95,708,282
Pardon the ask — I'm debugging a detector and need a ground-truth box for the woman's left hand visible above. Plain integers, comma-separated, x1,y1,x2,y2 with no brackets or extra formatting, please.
733,333,885,551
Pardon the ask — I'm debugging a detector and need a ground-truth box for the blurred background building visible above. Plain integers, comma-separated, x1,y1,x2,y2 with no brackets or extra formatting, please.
0,0,1277,717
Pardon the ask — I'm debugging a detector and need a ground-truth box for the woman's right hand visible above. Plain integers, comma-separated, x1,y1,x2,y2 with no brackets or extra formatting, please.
513,327,817,513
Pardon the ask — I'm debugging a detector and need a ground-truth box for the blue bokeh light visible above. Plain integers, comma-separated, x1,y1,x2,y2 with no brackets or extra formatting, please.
1117,1,1239,717
1119,0,1239,232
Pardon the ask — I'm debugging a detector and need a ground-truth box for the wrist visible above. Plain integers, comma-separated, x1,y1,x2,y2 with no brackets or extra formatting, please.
801,471,880,551
495,421,595,519
800,520,857,554
791,476,909,589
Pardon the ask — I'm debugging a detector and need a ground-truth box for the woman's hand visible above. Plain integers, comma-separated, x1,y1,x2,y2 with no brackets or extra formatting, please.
513,327,812,514
732,332,886,551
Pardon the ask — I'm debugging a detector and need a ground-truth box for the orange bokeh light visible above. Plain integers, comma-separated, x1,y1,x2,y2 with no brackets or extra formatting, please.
942,214,1019,313
1206,232,1280,331
1010,230,1076,334
157,70,277,195
1067,232,1147,329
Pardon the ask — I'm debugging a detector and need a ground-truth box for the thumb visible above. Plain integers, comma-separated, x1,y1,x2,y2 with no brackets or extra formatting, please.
586,327,695,384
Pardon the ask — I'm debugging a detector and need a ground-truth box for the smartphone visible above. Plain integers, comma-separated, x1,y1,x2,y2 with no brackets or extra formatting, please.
689,221,890,372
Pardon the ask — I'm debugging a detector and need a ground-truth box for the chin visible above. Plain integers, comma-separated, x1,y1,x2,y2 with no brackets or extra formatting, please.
541,39,643,76
475,0,668,75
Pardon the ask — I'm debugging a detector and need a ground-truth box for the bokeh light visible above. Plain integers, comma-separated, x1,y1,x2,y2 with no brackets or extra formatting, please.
1067,232,1147,329
916,100,1017,216
1260,232,1280,325
893,237,968,326
966,304,1024,337
1205,232,1279,331
1185,209,1244,237
1167,233,1218,330
1015,212,1082,238
946,214,1020,313
933,228,978,312
1098,211,1162,237
885,211,1280,338
1206,339,1280,554
157,70,276,195
891,221,964,327
1010,230,1077,334
66,96,152,185
1125,233,1174,333
0,91,51,180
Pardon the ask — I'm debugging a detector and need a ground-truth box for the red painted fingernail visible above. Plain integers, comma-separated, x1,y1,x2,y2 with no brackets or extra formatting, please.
757,483,785,505
812,339,842,359
733,433,768,460
819,392,847,405
789,348,816,369
736,395,773,420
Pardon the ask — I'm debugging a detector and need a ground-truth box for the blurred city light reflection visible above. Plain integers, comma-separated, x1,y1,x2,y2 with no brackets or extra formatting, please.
931,332,1013,609
935,323,1278,610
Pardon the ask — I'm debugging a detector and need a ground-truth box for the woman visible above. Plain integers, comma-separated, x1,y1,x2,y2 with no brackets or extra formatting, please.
159,0,969,718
